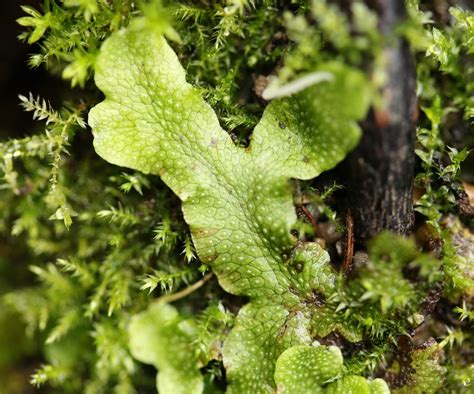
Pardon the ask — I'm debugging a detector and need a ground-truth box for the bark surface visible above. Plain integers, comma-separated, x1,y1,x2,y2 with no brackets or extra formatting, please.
345,0,417,241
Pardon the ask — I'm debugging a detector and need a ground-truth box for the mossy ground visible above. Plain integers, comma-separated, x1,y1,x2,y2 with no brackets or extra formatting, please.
0,1,473,393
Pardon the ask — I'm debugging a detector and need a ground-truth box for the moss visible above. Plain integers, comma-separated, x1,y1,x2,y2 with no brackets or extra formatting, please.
0,0,472,392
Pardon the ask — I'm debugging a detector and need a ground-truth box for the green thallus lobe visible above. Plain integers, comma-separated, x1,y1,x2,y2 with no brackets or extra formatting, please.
89,19,378,393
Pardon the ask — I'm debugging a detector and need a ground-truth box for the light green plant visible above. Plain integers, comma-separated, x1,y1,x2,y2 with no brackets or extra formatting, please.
274,345,389,394
88,17,373,392
128,303,204,394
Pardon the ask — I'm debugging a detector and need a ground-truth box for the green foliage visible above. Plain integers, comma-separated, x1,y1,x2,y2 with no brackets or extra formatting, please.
445,364,474,393
17,0,137,87
415,97,469,233
456,301,474,322
1,0,473,393
336,233,440,341
274,345,389,394
1,129,200,391
442,218,474,298
267,0,382,99
389,341,447,394
425,7,473,119
1,93,84,229
409,2,473,122
89,19,372,391
17,4,63,44
410,2,473,307
128,303,204,393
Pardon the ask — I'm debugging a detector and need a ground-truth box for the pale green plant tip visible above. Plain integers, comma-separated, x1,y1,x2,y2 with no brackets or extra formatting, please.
261,71,334,100
128,303,204,394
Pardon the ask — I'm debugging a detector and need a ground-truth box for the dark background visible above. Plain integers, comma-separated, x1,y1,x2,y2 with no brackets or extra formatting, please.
0,0,66,139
